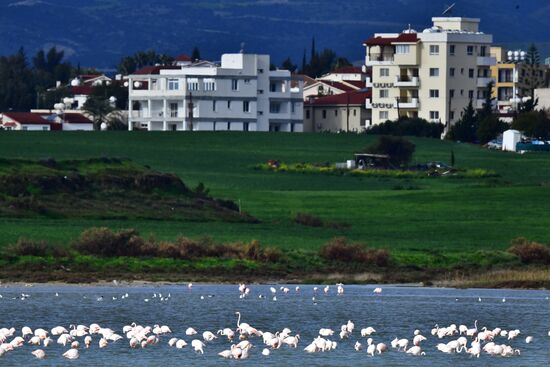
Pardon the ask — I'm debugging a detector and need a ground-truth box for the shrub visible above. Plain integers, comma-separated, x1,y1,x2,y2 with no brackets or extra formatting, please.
508,237,550,264
368,117,443,138
72,227,144,257
319,237,389,266
511,110,550,139
9,238,70,257
364,136,416,167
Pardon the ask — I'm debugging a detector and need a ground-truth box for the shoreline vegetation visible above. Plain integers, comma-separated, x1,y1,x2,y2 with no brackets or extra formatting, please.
1,228,549,289
0,133,548,289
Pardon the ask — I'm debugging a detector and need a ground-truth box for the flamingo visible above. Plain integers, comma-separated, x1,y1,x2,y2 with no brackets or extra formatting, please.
62,348,79,360
31,349,46,359
191,339,205,354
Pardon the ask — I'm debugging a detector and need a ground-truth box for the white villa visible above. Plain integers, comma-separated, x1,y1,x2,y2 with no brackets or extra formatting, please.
127,53,304,132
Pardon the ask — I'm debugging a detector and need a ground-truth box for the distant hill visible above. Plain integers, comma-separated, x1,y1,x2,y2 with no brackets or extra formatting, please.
1,0,549,69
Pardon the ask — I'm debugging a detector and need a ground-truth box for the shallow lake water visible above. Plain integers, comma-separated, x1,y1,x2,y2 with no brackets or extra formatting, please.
0,284,549,366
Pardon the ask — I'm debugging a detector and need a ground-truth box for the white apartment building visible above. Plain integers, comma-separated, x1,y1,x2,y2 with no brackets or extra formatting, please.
127,53,304,132
363,17,495,127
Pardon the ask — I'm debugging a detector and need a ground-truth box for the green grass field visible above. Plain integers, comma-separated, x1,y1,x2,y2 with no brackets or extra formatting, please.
0,131,548,262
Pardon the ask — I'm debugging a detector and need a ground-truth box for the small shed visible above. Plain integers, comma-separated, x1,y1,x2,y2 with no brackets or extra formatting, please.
502,129,521,152
354,153,391,169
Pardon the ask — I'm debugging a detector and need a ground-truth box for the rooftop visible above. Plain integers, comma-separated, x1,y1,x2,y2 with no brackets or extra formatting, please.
306,90,371,106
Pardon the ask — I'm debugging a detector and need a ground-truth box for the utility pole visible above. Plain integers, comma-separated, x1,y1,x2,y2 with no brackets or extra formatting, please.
346,92,350,132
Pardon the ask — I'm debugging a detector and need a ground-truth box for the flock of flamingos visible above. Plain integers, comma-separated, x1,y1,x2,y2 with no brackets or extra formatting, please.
0,283,545,361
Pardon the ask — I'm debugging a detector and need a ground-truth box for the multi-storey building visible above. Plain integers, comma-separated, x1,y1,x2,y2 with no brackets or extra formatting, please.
127,53,304,132
363,17,495,127
490,46,548,112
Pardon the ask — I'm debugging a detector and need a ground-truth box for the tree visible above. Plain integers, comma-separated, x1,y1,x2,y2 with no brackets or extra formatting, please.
367,117,443,138
91,83,128,110
332,57,352,71
477,115,507,144
364,136,416,167
191,46,201,61
281,57,297,73
117,51,174,75
478,81,495,121
301,49,307,74
525,44,541,99
511,110,550,139
445,100,478,143
82,96,115,130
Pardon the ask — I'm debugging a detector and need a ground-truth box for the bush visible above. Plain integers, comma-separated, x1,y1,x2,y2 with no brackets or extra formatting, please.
477,115,507,144
364,136,416,168
72,227,144,257
508,237,550,264
9,238,70,257
319,237,389,266
511,110,550,139
368,117,443,138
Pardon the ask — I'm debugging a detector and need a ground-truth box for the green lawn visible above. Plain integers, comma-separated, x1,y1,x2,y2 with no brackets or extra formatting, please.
0,131,548,257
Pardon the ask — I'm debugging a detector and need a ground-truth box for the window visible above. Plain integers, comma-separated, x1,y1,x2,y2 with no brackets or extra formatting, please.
244,79,251,84
243,101,250,113
380,68,389,77
231,79,238,91
449,45,455,55
186,79,198,91
379,89,389,98
429,68,439,77
396,45,410,54
213,100,217,112
469,69,474,78
379,111,389,120
306,110,310,119
227,101,232,110
322,110,327,119
468,90,474,99
353,109,357,116
450,111,455,120
168,79,180,90
170,103,178,118
429,45,439,55
449,89,455,98
334,109,338,117
430,111,440,120
258,69,264,74
460,68,464,75
460,89,464,96
450,68,455,77
467,46,474,56
480,46,487,57
270,83,277,92
270,102,281,114
203,79,216,91
429,89,439,98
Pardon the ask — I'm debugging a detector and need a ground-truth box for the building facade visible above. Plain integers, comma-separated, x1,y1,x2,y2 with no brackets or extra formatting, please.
304,90,371,132
490,46,548,112
363,17,495,127
127,53,304,132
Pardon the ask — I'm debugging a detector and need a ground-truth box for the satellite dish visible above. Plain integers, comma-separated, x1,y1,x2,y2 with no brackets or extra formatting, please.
63,97,74,105
70,78,81,87
134,81,142,88
100,122,108,131
442,3,456,16
54,103,65,110
123,81,129,87
109,96,117,103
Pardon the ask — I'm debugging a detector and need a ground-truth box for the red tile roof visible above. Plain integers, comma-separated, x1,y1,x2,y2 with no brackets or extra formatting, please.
306,90,372,106
365,33,418,46
333,66,363,74
315,80,358,93
2,112,49,125
133,65,181,75
175,54,193,62
70,85,94,95
344,80,367,89
62,113,93,124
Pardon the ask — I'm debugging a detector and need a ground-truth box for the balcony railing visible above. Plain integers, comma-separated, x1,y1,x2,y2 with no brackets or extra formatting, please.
394,97,419,108
395,76,420,87
366,53,394,64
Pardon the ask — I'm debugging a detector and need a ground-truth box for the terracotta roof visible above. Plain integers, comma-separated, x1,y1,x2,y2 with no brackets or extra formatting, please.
344,80,367,89
2,112,49,125
62,113,93,124
306,90,372,106
133,65,181,75
70,85,94,95
175,54,193,62
364,33,418,46
333,66,363,74
313,80,358,92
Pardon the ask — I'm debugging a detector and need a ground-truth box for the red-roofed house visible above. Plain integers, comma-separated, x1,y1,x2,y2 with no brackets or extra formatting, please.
1,112,52,131
304,90,372,132
318,66,368,84
174,54,193,66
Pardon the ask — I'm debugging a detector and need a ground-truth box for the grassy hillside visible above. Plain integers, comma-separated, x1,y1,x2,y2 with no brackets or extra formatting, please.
0,131,548,264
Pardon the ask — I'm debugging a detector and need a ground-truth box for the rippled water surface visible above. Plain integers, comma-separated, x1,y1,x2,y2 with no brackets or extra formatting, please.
1,284,549,366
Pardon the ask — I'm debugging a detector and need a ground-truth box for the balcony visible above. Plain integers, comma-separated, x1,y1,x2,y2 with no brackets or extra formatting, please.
395,76,420,87
366,77,373,88
477,56,496,66
366,53,394,66
477,77,496,88
394,97,419,109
